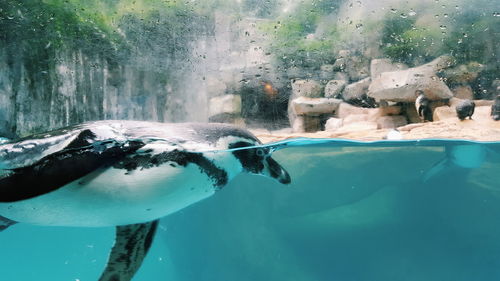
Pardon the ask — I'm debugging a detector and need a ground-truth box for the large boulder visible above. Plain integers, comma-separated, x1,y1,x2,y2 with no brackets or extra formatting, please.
368,56,455,102
336,102,374,118
342,77,371,101
324,80,347,98
376,115,407,129
451,85,474,100
370,59,408,79
439,62,485,85
291,79,323,98
291,97,342,116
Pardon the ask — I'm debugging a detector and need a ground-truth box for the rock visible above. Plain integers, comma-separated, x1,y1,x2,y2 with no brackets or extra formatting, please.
368,57,454,102
425,55,456,72
208,94,242,117
333,57,348,72
291,97,342,116
335,121,378,134
433,106,456,121
378,105,402,116
338,50,351,58
292,116,305,133
452,85,474,100
292,115,322,133
343,114,369,125
342,77,371,101
370,59,408,79
492,79,500,91
337,102,373,118
324,80,347,98
291,79,323,98
320,64,336,80
324,118,343,131
448,98,492,108
333,72,349,82
321,64,335,72
440,62,485,85
376,115,407,129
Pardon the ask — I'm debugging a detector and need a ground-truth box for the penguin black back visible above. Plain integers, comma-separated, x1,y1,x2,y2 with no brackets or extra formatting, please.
492,95,500,121
456,99,475,120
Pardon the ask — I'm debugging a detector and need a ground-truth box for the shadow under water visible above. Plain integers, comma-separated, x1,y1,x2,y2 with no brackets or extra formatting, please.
1,139,500,281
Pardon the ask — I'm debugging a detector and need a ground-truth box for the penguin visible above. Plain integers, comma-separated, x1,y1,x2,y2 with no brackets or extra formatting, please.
415,90,433,122
455,99,475,120
0,120,291,281
491,95,500,121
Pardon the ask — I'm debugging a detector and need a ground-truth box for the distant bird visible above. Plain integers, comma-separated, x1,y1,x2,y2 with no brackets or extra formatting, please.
415,90,433,122
455,99,475,120
491,95,500,121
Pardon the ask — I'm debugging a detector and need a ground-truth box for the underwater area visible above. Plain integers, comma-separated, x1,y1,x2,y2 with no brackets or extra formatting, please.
1,0,499,280
2,139,500,281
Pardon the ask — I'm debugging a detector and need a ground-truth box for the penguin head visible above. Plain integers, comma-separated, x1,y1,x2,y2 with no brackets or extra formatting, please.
228,141,291,185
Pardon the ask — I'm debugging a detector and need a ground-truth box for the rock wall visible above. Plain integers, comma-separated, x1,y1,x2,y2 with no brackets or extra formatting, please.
0,48,206,136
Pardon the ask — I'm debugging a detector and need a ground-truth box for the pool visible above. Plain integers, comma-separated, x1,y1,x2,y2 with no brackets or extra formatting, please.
2,138,500,281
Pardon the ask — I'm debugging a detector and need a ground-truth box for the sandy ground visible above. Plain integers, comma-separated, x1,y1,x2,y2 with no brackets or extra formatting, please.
251,106,500,143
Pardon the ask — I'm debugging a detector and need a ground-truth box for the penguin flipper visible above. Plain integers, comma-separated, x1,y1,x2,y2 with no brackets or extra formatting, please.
99,220,159,281
0,215,16,232
422,158,449,183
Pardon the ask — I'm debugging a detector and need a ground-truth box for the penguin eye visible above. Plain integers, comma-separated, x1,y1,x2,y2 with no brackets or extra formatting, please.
255,148,270,157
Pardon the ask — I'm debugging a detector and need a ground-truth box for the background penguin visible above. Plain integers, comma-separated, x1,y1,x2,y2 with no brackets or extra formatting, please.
415,90,433,122
491,95,500,121
0,120,291,281
455,99,475,120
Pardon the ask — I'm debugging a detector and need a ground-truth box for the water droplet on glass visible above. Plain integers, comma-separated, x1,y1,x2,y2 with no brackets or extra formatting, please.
444,13,448,18
493,12,500,17
400,13,407,18
355,23,363,29
439,25,447,30
390,8,397,13
409,10,417,16
463,33,468,38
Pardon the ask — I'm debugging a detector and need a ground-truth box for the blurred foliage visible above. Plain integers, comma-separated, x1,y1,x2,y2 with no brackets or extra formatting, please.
381,11,499,66
0,0,125,64
259,0,344,69
380,9,499,93
380,16,442,66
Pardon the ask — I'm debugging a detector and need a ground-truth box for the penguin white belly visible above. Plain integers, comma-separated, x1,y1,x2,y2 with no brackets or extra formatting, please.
0,163,217,227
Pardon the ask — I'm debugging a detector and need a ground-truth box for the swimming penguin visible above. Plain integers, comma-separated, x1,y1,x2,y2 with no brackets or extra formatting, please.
422,143,488,182
455,99,475,120
415,90,433,122
491,95,500,121
0,120,291,281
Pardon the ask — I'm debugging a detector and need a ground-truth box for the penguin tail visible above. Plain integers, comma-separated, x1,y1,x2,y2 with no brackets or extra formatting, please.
422,158,448,183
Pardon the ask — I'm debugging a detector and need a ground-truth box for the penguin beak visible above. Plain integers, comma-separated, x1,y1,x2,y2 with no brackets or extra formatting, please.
262,157,291,185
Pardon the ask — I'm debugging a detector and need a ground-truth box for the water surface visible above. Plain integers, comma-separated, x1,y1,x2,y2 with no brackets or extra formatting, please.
1,138,500,281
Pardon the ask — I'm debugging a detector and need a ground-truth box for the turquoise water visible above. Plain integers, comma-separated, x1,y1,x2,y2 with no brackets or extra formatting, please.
2,138,500,281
